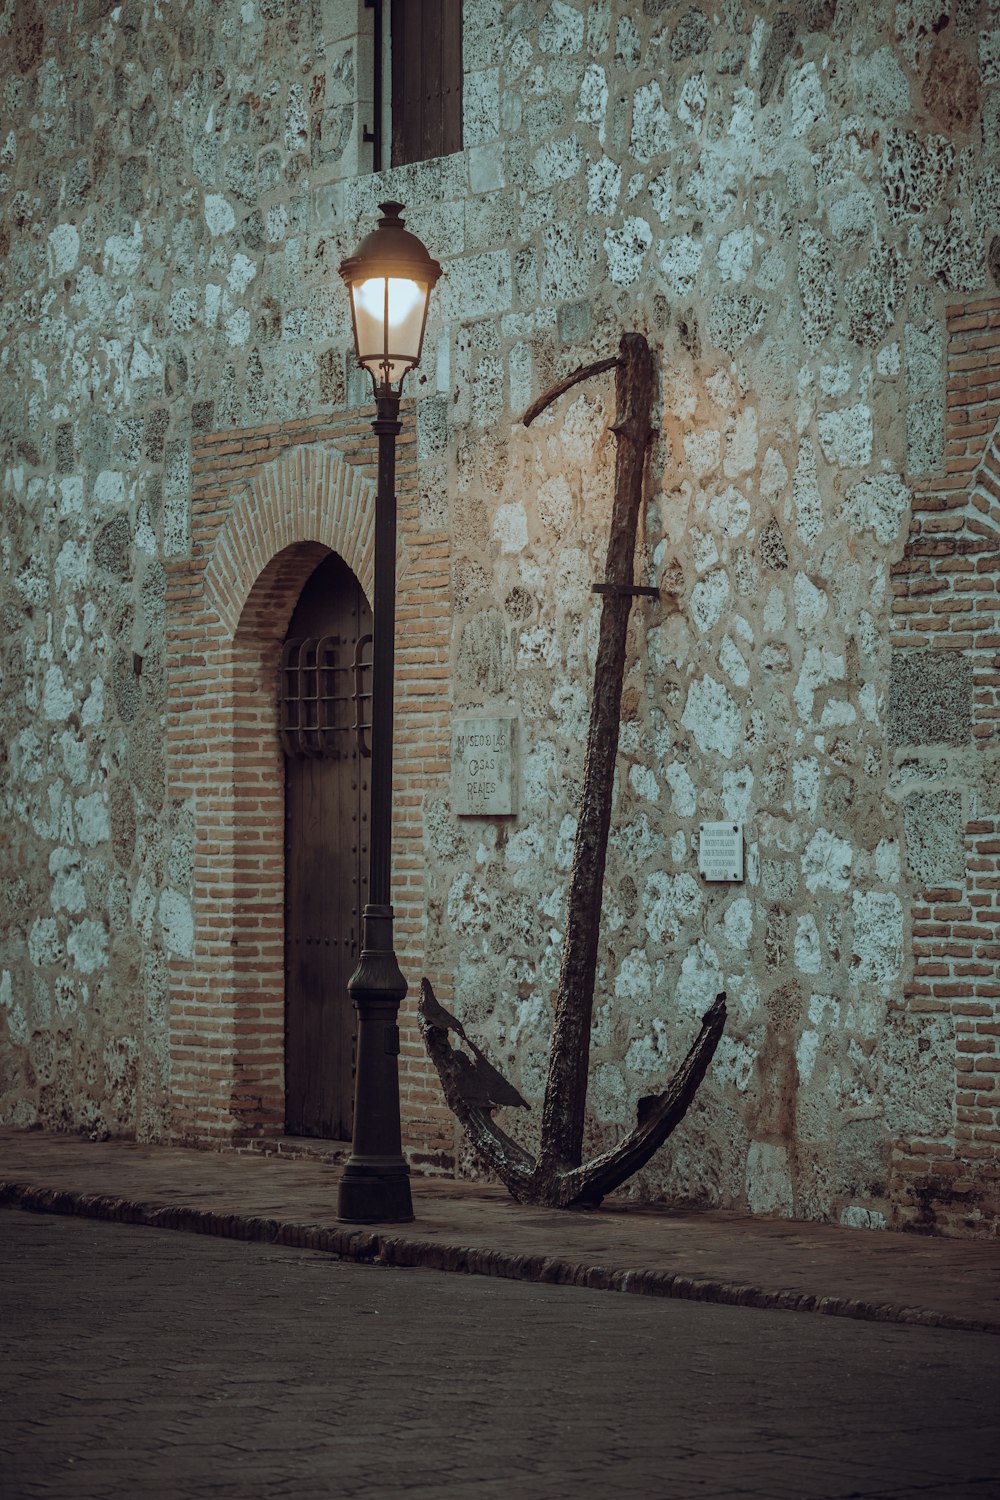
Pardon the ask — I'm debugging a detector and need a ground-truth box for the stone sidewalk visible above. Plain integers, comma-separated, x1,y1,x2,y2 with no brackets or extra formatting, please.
1,1128,997,1335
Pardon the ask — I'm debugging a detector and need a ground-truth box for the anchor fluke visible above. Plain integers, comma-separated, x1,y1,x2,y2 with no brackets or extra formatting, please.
419,980,471,1045
419,979,528,1111
556,992,727,1208
418,979,535,1193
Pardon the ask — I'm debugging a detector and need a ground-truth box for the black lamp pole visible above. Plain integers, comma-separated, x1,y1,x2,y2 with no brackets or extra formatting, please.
337,204,440,1224
337,385,412,1223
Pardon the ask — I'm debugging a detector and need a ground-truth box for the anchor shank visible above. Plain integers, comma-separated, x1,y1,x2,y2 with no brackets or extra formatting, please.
539,333,656,1174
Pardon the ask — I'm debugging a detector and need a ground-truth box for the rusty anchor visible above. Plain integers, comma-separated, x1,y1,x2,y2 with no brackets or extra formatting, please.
419,333,727,1209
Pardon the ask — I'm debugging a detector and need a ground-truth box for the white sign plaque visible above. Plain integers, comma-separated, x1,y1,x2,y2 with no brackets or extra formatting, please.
452,717,516,817
698,822,744,882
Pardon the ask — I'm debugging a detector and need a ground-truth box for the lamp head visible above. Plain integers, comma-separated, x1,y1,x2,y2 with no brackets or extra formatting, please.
339,201,442,394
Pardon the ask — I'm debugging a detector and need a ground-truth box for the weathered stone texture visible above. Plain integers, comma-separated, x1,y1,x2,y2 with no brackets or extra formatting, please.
1,0,999,1232
889,651,973,748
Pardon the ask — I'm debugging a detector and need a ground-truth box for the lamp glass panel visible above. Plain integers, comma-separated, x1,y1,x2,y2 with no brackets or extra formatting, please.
350,275,429,386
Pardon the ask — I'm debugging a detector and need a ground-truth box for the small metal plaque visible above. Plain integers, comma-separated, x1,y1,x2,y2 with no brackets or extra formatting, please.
698,822,744,882
452,717,516,817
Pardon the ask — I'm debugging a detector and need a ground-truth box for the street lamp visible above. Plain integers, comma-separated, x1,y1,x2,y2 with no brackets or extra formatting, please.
336,202,441,1223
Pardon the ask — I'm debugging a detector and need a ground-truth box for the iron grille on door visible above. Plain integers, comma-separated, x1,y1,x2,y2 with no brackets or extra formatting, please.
280,635,372,759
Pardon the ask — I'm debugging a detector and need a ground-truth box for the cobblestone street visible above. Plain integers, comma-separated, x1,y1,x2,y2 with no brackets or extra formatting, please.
3,1209,998,1500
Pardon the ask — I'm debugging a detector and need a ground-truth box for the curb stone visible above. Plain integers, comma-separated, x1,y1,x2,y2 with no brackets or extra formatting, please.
2,1179,997,1336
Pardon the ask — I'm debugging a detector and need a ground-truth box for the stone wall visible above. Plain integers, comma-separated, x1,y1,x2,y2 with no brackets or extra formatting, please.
1,0,999,1233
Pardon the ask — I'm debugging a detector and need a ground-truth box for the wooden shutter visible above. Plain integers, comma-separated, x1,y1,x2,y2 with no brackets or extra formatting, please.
391,0,462,167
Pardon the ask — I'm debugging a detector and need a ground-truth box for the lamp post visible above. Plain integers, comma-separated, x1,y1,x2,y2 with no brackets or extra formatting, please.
336,202,441,1223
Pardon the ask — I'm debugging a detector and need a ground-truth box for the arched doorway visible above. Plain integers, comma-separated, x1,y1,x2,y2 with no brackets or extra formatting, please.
281,551,373,1139
166,428,451,1154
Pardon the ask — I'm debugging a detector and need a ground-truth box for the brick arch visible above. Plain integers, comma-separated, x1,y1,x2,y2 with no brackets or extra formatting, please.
165,415,454,1162
204,444,376,638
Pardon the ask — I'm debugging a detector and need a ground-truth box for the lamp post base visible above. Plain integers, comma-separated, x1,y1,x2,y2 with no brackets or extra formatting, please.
337,1158,413,1224
337,904,414,1225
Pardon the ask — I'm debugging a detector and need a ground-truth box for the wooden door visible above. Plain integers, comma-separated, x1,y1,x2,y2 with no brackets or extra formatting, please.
282,552,372,1139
